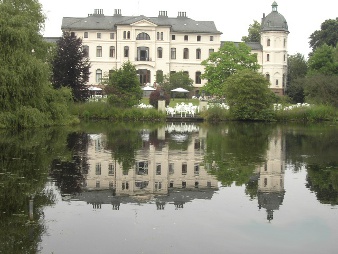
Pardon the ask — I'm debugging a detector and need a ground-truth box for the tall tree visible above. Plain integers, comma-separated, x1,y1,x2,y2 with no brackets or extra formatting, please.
309,18,338,52
0,0,73,128
201,42,260,96
241,20,261,43
308,44,338,76
52,32,91,102
104,61,142,108
286,53,308,103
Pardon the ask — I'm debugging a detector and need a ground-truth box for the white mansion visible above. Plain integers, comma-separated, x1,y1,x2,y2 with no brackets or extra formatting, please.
60,2,288,96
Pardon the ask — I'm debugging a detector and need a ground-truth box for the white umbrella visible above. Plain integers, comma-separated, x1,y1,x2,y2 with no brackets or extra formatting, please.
142,86,156,91
171,87,189,93
88,86,102,91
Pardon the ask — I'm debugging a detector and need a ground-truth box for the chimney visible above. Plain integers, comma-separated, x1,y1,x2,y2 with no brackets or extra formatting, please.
114,9,122,16
158,11,168,17
93,9,104,16
177,11,187,18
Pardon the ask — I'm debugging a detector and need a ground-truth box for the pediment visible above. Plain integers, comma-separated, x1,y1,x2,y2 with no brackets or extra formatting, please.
131,19,157,27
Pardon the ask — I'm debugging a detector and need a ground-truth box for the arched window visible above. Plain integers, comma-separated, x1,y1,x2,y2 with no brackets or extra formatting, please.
96,69,102,83
195,71,201,84
267,39,270,46
137,32,150,40
266,74,270,81
124,46,129,57
109,46,115,58
267,54,270,61
96,46,102,57
276,79,279,86
157,47,163,58
183,48,189,59
196,48,201,59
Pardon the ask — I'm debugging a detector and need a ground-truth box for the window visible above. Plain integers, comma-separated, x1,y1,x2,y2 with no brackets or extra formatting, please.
137,32,150,40
124,46,129,57
267,39,270,46
209,48,214,56
156,32,163,40
96,69,102,83
155,182,162,190
183,48,189,59
172,35,176,40
95,163,101,175
127,31,130,39
161,32,163,40
108,163,114,175
123,31,126,39
184,35,188,41
109,46,115,58
169,163,174,174
136,161,148,175
97,32,101,39
195,71,201,84
84,32,88,38
210,36,214,41
157,47,163,58
182,163,187,175
182,181,186,188
284,54,286,61
156,164,161,175
194,164,199,175
70,32,75,37
264,178,268,187
82,45,89,57
110,33,115,39
267,54,270,61
196,48,201,59
266,74,270,81
96,46,102,57
96,181,100,188
171,48,176,59
197,35,201,41
284,38,286,47
276,79,279,86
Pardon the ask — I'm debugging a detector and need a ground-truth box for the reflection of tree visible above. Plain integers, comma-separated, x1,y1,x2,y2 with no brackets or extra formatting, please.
285,124,338,204
0,128,70,253
205,122,273,186
49,132,89,194
306,164,338,205
106,124,143,171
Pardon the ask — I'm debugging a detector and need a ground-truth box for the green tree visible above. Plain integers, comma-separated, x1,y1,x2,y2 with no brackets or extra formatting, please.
309,18,338,52
241,20,261,43
308,44,338,76
52,32,91,102
201,42,260,96
161,71,193,98
304,74,338,107
224,69,275,120
0,0,74,128
104,61,142,108
286,53,308,103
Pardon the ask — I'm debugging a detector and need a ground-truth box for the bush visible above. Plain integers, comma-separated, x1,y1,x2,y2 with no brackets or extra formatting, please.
149,89,170,108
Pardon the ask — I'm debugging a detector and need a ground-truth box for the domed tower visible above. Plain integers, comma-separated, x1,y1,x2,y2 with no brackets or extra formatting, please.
261,2,289,96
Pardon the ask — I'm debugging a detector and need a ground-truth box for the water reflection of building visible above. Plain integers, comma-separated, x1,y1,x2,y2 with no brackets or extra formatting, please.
256,128,285,221
76,123,218,210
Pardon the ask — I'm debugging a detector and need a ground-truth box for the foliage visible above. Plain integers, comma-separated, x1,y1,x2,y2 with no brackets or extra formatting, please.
286,77,306,104
309,18,338,52
104,61,142,108
307,44,338,76
241,20,261,42
52,31,91,102
149,88,170,108
201,41,260,96
304,74,338,107
161,71,194,97
200,105,231,122
223,69,275,120
156,70,164,83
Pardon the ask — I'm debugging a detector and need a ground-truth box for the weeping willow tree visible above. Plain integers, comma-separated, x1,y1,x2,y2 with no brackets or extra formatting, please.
0,0,76,128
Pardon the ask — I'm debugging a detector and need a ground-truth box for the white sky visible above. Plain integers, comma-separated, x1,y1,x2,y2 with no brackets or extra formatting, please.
39,0,338,57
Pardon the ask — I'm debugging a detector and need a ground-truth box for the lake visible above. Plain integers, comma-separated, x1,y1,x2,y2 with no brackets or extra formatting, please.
0,122,337,254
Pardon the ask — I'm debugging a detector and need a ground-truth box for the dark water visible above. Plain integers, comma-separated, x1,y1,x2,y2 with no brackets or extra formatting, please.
0,122,337,254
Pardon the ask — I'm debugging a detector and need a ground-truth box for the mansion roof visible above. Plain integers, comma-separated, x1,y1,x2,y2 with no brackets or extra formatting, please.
62,10,222,34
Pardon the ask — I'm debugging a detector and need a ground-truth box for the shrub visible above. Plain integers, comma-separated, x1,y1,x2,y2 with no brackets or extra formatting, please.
149,89,170,108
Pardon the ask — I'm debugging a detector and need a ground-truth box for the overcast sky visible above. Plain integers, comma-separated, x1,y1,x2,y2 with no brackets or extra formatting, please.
39,0,337,57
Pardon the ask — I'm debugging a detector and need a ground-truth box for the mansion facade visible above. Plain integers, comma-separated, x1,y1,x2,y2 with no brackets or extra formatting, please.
60,2,288,95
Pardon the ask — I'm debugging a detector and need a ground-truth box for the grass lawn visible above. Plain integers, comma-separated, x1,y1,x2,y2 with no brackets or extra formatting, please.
141,97,200,107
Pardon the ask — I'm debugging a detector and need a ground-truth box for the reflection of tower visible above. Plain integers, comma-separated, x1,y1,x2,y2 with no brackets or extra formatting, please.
257,128,285,221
